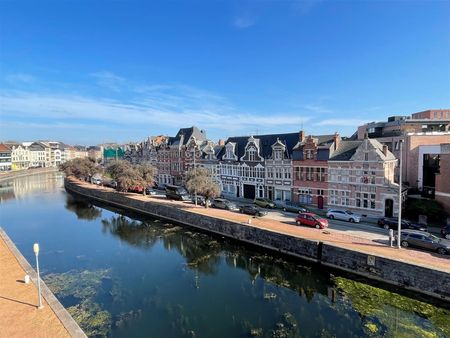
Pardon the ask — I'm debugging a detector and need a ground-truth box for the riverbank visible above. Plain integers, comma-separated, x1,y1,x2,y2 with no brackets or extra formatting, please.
0,228,86,338
64,178,450,302
0,167,59,182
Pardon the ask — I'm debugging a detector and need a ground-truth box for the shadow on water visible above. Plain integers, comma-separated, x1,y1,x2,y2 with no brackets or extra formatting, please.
65,194,102,221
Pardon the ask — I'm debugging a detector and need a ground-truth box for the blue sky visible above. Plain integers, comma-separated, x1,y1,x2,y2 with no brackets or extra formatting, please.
1,1,449,145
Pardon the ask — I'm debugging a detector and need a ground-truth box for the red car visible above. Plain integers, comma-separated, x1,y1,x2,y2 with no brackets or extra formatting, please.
128,186,144,193
296,212,328,229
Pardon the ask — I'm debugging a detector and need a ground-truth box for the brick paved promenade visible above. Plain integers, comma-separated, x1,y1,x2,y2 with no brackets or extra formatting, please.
0,229,85,338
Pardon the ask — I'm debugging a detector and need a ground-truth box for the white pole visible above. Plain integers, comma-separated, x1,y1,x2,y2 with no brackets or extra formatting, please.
397,141,403,249
193,147,197,206
33,243,43,309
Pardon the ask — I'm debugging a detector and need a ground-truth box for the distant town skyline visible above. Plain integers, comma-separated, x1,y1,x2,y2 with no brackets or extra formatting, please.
1,1,449,144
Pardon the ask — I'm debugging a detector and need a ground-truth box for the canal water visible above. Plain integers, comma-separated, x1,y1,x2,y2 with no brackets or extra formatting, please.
0,172,449,338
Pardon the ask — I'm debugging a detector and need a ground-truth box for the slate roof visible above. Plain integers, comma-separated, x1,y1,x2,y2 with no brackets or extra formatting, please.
29,142,45,151
328,141,362,161
292,135,335,150
168,126,207,146
217,132,300,160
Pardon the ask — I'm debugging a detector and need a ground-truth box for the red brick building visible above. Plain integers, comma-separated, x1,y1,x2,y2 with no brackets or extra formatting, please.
292,132,340,208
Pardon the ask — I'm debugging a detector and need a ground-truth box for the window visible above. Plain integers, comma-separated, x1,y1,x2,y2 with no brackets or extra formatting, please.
294,167,301,180
274,149,282,160
317,168,326,181
304,149,314,159
364,152,369,161
248,147,256,161
284,168,291,179
306,167,313,181
318,189,324,196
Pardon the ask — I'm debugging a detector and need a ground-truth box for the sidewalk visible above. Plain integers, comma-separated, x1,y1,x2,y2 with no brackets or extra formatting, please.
0,229,85,338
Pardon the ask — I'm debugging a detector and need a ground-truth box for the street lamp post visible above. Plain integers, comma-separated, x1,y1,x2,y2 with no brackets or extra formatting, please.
193,146,198,206
397,140,403,249
33,243,43,309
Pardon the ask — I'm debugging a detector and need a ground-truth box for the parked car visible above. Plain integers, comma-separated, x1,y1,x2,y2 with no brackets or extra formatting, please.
129,186,145,193
239,205,268,217
296,212,328,229
326,209,361,223
165,184,190,201
91,177,102,185
377,217,428,232
395,229,450,255
254,198,276,209
191,195,211,207
441,225,450,239
211,198,238,211
104,180,117,188
145,187,157,195
279,201,308,213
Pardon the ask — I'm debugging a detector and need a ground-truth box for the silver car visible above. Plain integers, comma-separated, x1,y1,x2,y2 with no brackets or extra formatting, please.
396,230,450,255
326,209,361,223
211,198,238,211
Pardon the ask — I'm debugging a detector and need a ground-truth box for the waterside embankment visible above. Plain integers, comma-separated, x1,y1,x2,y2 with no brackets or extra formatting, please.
0,167,59,182
64,178,450,302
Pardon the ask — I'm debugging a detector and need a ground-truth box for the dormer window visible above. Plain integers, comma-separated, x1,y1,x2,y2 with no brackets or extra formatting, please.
274,149,282,160
305,150,314,159
248,147,256,161
225,147,234,159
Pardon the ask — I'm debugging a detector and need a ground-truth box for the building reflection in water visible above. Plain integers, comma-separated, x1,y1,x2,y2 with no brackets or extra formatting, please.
0,172,64,201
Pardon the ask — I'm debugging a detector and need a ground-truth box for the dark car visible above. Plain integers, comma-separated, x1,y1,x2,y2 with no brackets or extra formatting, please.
191,195,211,207
254,198,276,209
211,198,238,211
239,205,268,217
104,180,117,189
396,229,450,255
441,225,450,240
281,201,308,213
377,217,428,232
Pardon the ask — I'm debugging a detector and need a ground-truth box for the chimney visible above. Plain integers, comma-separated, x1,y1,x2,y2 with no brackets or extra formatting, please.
299,130,305,142
218,139,225,146
382,145,388,156
333,132,341,151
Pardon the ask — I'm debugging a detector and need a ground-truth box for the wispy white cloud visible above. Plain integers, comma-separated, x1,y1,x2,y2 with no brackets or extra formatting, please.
232,16,256,29
0,88,311,137
90,71,125,91
5,73,36,84
313,118,370,127
291,0,323,15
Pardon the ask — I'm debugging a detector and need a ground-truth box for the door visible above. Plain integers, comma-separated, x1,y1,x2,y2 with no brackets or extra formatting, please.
317,196,324,209
385,199,394,217
243,184,256,199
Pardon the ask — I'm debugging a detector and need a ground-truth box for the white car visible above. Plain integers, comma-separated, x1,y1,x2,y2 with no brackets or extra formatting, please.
326,209,361,223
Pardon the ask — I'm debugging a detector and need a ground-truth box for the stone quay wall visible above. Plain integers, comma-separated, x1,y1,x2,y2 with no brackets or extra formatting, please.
65,178,450,302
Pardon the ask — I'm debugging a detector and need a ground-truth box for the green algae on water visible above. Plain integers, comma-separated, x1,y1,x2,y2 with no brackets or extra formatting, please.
333,276,450,338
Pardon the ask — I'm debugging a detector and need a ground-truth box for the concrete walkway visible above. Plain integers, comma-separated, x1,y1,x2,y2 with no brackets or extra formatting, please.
0,228,86,338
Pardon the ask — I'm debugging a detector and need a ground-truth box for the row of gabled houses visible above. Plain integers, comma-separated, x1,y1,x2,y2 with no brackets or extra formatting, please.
123,126,400,217
0,141,102,171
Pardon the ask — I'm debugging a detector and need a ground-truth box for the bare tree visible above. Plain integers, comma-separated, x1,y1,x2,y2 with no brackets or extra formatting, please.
135,164,158,195
59,158,100,181
106,161,157,194
186,168,221,207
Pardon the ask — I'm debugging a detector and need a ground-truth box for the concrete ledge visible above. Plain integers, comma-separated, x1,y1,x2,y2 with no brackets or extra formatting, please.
64,178,450,302
0,228,87,338
0,167,59,182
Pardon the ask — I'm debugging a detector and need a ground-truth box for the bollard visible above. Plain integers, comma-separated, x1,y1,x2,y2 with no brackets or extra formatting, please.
24,275,30,284
389,229,394,247
248,218,252,225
